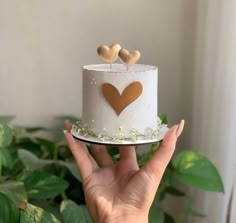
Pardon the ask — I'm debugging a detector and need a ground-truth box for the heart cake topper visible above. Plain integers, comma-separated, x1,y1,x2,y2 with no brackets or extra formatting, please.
102,81,143,116
97,44,121,65
118,49,141,69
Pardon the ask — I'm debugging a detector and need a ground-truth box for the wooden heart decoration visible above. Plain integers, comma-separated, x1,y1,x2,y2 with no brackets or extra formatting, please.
97,44,121,64
118,49,141,66
102,81,143,116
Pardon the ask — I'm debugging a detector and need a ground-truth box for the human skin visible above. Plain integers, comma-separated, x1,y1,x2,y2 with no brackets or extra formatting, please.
64,120,185,223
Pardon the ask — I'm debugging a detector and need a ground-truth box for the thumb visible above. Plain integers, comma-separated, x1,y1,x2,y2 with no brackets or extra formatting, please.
142,120,185,185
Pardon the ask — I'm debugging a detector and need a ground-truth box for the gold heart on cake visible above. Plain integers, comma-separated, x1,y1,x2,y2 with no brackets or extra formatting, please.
118,49,141,66
102,81,143,116
97,44,121,64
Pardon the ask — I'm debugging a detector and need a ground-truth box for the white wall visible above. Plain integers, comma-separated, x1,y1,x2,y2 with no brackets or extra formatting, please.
0,0,194,130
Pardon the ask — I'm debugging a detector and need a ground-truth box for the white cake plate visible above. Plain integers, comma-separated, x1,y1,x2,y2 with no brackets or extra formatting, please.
70,125,169,146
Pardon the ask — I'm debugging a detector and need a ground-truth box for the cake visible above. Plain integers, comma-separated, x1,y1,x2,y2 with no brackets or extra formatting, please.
72,63,166,144
71,44,167,144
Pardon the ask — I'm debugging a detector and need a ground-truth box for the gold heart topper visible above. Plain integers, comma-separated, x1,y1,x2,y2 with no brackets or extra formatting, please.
97,44,121,64
102,81,143,116
118,49,141,67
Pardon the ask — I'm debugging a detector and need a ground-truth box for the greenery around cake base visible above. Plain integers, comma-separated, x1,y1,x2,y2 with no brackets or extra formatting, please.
0,115,224,223
72,119,167,143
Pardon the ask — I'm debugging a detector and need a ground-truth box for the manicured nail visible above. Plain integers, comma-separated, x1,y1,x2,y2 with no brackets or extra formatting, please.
63,130,68,135
17,202,27,210
176,120,185,138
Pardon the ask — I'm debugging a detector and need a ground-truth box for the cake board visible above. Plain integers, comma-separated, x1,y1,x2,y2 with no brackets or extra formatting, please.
70,124,169,146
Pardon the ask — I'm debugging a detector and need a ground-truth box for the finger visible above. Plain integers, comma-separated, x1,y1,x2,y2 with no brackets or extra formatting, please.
64,120,99,170
91,144,113,167
142,120,185,184
64,130,98,181
119,145,138,169
70,137,99,171
176,119,185,138
119,145,137,161
65,120,72,131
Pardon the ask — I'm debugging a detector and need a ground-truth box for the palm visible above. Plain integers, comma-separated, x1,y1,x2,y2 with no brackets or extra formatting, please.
83,158,153,221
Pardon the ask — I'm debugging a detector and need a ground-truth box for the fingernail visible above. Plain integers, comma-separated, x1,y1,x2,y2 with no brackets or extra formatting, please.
176,120,185,138
63,130,68,135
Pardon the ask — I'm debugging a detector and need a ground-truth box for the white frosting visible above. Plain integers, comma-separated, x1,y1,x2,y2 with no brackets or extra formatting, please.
83,63,157,73
82,64,158,137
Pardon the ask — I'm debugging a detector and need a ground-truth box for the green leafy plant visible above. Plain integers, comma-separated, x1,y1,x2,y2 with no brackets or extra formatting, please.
0,115,224,223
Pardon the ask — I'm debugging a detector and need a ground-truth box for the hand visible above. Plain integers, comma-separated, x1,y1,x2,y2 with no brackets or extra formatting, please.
64,120,184,223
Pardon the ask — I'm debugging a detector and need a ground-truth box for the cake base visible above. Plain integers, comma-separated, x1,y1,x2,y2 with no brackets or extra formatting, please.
70,119,168,146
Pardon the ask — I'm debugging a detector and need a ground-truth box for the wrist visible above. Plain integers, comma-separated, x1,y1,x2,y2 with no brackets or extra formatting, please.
102,214,148,223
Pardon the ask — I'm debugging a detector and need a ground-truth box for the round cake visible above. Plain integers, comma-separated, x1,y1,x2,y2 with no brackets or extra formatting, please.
71,63,166,144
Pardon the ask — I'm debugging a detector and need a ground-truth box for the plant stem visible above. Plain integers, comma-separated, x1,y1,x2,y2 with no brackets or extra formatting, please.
0,149,2,177
60,168,68,200
61,191,67,200
53,146,59,160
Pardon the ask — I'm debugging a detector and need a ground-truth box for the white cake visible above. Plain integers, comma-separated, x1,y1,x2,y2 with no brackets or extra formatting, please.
72,63,164,143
